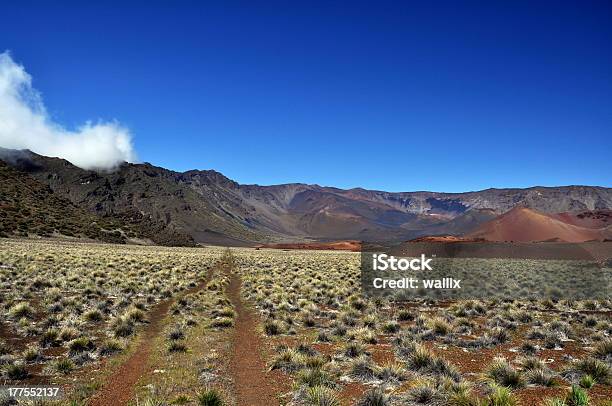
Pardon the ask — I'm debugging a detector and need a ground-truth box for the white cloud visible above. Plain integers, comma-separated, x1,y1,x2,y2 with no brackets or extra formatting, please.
0,51,137,170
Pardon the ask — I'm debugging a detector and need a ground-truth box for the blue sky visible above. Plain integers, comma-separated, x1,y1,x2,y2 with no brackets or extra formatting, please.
1,1,610,192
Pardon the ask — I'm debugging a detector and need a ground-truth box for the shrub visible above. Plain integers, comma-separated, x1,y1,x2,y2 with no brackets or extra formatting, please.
296,367,335,388
358,329,377,345
357,387,389,406
112,317,135,338
382,321,400,334
125,307,146,322
565,385,589,406
59,327,80,341
406,384,439,404
304,355,327,370
593,339,612,360
526,368,557,387
270,348,304,372
197,388,225,406
302,313,316,327
215,306,235,318
579,374,595,389
397,309,414,321
486,358,525,388
430,318,452,335
487,384,517,406
83,309,104,322
264,319,282,336
584,316,598,328
40,328,60,347
431,357,461,381
344,342,365,358
68,337,95,354
305,386,340,406
349,356,376,380
516,311,533,323
349,296,367,311
518,356,545,371
340,312,358,327
490,327,510,344
8,302,34,319
142,397,166,406
363,314,378,329
395,336,419,358
544,332,563,350
332,324,347,337
211,317,233,328
520,342,537,355
99,339,123,356
377,362,406,382
168,326,185,340
171,395,191,405
448,384,481,406
52,358,74,374
407,346,436,371
5,363,28,380
168,341,188,353
22,346,42,362
0,340,9,356
296,343,317,356
575,358,610,384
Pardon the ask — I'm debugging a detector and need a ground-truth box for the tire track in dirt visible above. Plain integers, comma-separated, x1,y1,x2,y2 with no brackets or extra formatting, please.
226,263,281,406
88,269,215,406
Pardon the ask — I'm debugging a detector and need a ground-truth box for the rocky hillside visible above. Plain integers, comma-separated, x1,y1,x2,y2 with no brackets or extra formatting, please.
0,153,195,246
1,148,611,244
0,160,128,243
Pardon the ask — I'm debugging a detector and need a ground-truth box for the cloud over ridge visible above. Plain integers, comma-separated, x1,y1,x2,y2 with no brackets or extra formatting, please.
0,51,136,170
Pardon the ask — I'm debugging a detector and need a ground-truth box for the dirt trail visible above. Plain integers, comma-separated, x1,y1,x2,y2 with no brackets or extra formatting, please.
227,266,281,406
89,271,214,406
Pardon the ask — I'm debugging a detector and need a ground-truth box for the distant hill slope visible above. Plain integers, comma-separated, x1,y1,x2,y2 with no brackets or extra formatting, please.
551,210,612,229
0,157,195,246
0,160,129,242
1,148,611,244
1,150,275,245
467,206,609,242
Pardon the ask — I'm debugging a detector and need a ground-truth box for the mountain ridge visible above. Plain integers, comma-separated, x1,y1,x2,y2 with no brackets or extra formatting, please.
1,148,611,245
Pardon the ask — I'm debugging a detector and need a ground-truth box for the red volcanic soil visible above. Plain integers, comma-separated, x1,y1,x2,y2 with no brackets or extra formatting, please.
90,272,214,406
227,271,287,405
256,240,361,251
409,235,485,243
551,209,612,229
467,206,605,243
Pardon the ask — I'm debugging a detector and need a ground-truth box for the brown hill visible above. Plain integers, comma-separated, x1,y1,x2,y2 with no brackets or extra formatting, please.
0,159,194,246
256,240,361,251
467,206,606,242
551,210,612,229
409,235,485,243
0,160,127,243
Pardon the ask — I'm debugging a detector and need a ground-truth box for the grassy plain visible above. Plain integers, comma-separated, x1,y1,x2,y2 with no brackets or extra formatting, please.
0,239,610,406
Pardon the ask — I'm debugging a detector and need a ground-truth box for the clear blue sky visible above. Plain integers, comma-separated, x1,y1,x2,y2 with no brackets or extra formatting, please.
2,1,610,192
